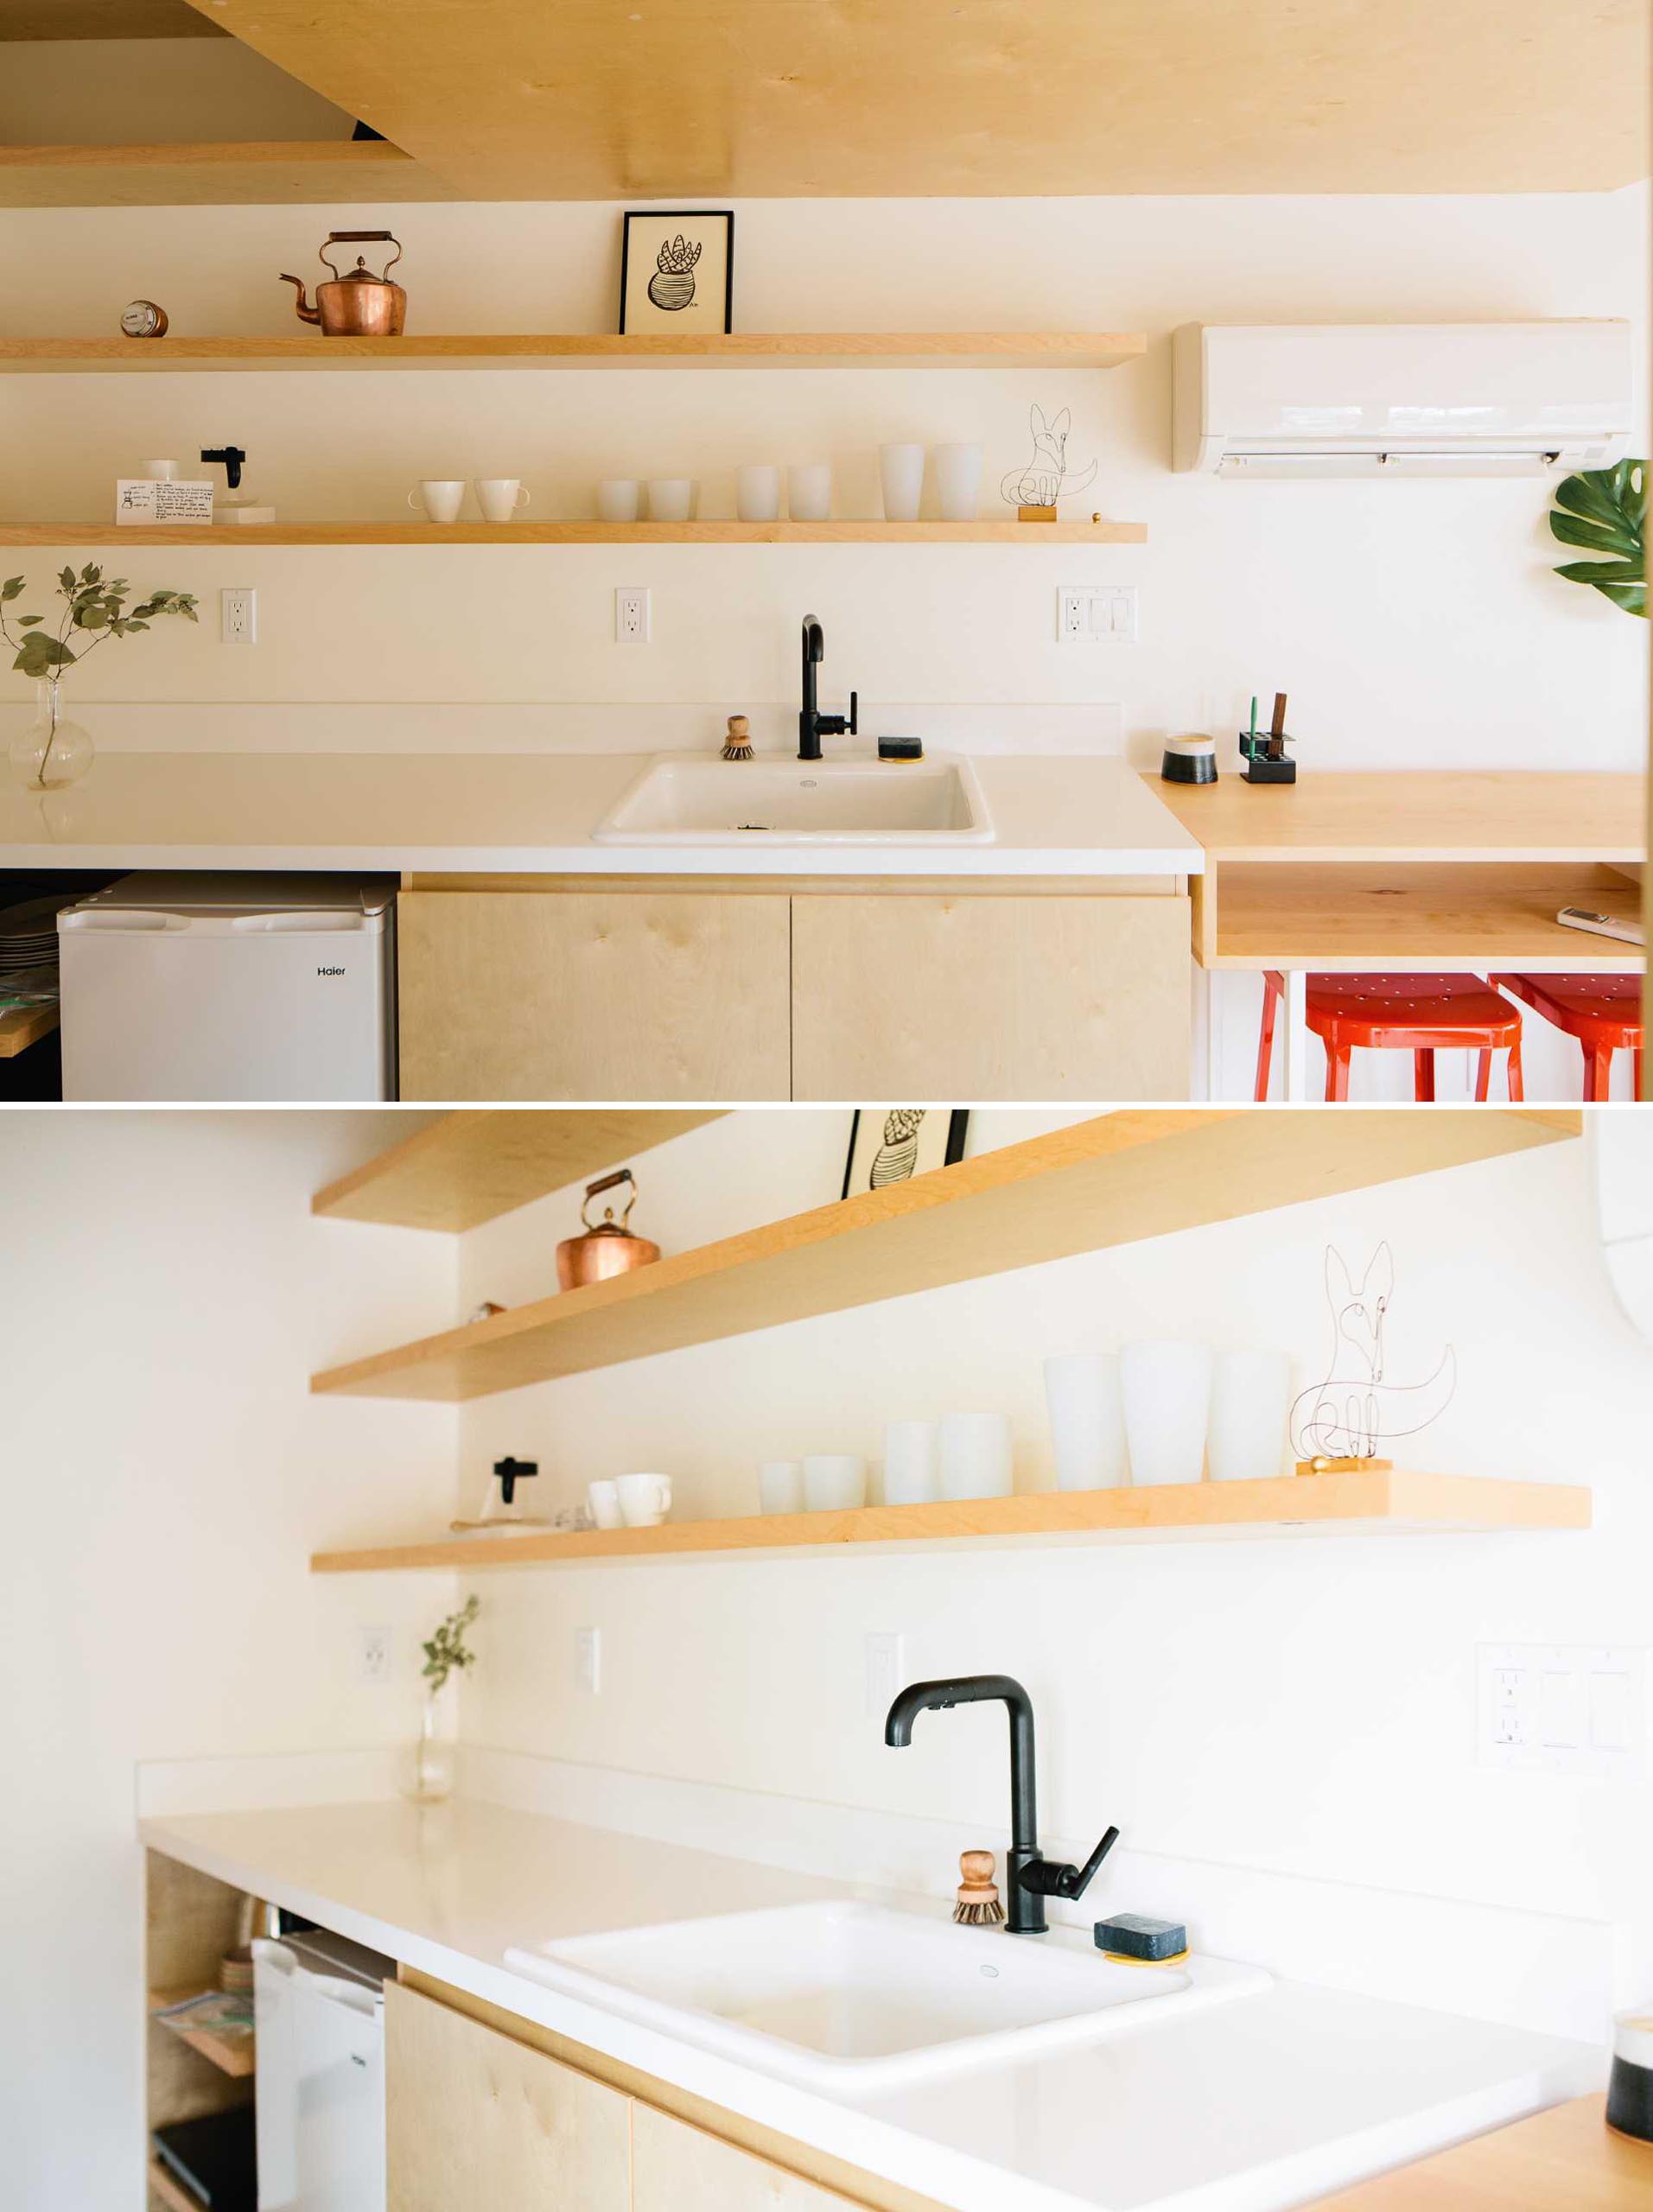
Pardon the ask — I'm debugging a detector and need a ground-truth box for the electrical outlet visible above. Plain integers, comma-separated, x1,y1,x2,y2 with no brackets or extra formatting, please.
615,587,650,644
358,1625,392,1683
575,1625,602,1695
219,587,257,645
865,1631,906,1719
1477,1643,1649,1776
1057,584,1136,644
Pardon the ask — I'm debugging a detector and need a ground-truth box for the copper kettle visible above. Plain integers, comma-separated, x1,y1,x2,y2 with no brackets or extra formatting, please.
556,1169,660,1291
281,231,406,336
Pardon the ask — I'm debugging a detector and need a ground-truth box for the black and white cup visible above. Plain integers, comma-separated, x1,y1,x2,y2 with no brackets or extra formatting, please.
1607,2009,1653,2143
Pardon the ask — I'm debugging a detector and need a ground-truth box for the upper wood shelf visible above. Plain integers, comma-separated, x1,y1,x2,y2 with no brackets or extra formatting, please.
314,1110,725,1232
309,1469,1592,1574
0,331,1144,372
0,520,1148,548
0,1002,59,1058
0,140,452,208
309,1109,1580,1404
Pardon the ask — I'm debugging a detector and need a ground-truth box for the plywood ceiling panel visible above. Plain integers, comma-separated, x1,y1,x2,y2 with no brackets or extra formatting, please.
177,0,1647,197
0,0,225,35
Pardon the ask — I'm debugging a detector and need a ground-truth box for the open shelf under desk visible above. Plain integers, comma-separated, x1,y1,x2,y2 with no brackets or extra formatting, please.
1204,861,1643,972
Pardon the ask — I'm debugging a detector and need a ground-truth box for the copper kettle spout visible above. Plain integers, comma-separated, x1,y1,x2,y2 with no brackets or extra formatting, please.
280,273,321,326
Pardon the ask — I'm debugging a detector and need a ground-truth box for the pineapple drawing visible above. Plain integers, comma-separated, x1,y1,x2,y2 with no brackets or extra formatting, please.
869,1109,925,1186
648,233,703,312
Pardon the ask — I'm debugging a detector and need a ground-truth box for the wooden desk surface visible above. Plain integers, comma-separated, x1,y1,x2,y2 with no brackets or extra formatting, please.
1312,2096,1653,2210
1148,772,1643,864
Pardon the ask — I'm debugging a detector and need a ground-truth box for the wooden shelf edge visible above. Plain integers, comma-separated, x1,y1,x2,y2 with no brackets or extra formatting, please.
308,1109,1580,1403
0,139,420,169
149,1988,255,2079
0,1002,59,1058
148,2158,207,2212
309,1471,1593,1573
0,520,1147,546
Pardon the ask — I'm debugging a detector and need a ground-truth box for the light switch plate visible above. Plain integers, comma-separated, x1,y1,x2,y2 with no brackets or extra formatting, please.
358,1625,391,1683
1477,1643,1648,1776
866,1631,906,1719
615,587,650,644
1058,583,1137,644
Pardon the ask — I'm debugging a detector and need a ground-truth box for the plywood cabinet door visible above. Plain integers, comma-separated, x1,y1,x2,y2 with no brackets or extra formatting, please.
632,2101,873,2210
791,893,1190,1099
385,1981,630,2211
397,889,792,1100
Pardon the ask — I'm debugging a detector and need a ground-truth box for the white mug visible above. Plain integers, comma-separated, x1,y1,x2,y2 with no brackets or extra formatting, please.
586,1478,623,1529
597,478,641,523
879,442,926,523
931,442,983,523
1043,1351,1127,1492
615,1471,672,1527
882,1420,938,1506
408,479,467,524
736,465,782,523
787,463,832,522
803,1454,866,1511
474,478,530,524
938,1412,1014,1500
1120,1339,1214,1486
647,478,696,523
143,458,181,481
759,1459,804,1516
1209,1349,1293,1480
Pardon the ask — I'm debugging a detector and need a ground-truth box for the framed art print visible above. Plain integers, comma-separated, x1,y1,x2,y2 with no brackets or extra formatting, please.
841,1109,970,1199
620,210,734,335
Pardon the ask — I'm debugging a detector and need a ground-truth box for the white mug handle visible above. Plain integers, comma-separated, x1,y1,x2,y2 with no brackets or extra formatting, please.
406,486,423,512
515,486,531,510
652,1476,672,1514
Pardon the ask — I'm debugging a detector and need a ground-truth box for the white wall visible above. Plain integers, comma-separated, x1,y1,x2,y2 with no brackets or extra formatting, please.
0,1112,458,2212
448,1111,1653,2031
0,188,1645,766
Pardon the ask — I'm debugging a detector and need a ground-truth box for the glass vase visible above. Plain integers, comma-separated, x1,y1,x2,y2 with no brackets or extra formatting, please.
10,677,93,791
407,1685,455,1803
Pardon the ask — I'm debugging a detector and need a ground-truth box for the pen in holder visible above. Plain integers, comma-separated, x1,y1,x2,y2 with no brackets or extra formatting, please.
1241,690,1297,783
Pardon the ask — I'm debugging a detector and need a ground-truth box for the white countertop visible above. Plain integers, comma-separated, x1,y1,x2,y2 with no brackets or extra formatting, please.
0,750,1202,876
138,1798,1598,2212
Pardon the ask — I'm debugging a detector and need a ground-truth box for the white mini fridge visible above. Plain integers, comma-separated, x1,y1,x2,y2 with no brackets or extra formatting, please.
253,1931,390,2212
58,874,395,1100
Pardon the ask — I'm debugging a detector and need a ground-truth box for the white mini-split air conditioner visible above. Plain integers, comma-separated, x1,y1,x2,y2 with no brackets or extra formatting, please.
1172,321,1632,477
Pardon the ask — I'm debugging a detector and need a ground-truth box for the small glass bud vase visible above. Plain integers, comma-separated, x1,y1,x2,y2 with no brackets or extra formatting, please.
10,678,93,791
408,1684,455,1803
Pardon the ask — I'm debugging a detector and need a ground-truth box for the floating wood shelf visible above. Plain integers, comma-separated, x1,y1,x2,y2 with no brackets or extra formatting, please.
314,1110,726,1231
310,1469,1591,1574
0,140,451,209
309,1109,1580,1404
0,331,1144,373
0,519,1147,547
149,1989,255,2080
0,1002,59,1058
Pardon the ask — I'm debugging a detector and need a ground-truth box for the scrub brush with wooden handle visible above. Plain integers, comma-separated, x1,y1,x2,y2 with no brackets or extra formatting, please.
722,714,753,760
954,1850,1005,1927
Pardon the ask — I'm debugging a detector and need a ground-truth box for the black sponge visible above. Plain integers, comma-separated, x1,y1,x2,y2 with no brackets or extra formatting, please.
878,735,925,761
1095,1913,1187,1961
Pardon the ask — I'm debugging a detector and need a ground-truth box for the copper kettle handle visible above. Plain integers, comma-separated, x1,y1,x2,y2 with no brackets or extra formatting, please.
319,230,402,280
581,1167,637,1231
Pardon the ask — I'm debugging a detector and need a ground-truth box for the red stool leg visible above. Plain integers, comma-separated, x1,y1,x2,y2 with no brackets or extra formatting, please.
1255,972,1283,1103
1506,1033,1523,1102
1473,1049,1491,1103
1326,1043,1351,1101
1583,1044,1612,1102
1636,1046,1644,1101
1413,1048,1435,1102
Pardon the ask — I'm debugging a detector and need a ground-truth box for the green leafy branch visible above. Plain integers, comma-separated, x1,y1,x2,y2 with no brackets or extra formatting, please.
421,1592,480,1695
0,564,200,681
1549,460,1645,620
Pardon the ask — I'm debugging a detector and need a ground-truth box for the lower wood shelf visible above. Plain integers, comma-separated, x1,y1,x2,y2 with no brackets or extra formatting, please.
147,2158,206,2212
149,1989,255,2080
310,1470,1590,1573
0,519,1145,547
0,1002,59,1058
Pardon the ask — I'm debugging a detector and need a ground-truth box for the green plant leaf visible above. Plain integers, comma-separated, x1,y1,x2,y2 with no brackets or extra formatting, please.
1,576,23,602
1548,461,1645,617
14,632,75,677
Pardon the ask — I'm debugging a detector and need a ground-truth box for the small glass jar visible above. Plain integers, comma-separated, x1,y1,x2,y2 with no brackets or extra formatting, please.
408,1686,455,1803
10,677,93,791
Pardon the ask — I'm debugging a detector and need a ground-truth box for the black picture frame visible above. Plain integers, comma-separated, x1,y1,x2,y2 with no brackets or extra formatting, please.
841,1109,970,1201
619,210,734,335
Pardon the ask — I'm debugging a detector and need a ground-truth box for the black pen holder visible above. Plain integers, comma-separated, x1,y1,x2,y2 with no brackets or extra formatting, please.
1240,730,1297,784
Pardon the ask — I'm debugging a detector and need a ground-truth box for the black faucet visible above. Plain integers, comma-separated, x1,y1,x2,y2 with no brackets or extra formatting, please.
885,1674,1119,1936
798,614,858,761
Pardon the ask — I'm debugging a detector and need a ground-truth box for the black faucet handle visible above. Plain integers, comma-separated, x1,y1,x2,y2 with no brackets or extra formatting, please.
1017,1825,1120,1903
847,689,858,735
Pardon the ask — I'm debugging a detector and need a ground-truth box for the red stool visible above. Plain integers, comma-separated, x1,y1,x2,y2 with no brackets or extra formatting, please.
1487,973,1642,1101
1256,972,1523,1102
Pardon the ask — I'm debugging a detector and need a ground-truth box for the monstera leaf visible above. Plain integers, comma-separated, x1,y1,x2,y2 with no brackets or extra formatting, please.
1549,459,1645,618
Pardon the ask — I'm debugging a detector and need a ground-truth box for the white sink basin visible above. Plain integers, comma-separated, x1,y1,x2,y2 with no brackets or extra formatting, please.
506,1900,1265,2092
592,754,994,846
